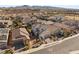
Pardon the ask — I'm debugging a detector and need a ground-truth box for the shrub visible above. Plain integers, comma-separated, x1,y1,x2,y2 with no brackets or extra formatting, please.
53,29,64,38
12,16,23,28
4,49,14,54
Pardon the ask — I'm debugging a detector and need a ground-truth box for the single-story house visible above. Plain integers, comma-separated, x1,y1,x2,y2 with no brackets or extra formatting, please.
0,28,10,50
7,28,30,50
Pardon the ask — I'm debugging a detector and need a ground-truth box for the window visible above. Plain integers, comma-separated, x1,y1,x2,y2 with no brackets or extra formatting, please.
4,22,8,25
0,35,7,40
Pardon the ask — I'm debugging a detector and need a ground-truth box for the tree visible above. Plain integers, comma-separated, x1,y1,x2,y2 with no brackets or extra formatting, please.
12,16,23,28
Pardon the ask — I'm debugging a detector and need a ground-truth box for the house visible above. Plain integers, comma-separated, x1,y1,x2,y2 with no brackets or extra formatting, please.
62,20,79,30
48,15,65,22
36,20,54,24
31,23,48,38
7,28,30,49
0,28,10,49
0,20,12,28
22,15,32,25
31,22,73,43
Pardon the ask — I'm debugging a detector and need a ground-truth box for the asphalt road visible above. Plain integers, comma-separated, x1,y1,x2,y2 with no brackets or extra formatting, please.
32,34,79,54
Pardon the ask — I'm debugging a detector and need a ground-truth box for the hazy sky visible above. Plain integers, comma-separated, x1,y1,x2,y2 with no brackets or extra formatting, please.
0,0,79,8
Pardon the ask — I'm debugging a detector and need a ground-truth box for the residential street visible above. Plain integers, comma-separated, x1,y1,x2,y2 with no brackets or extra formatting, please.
32,34,79,54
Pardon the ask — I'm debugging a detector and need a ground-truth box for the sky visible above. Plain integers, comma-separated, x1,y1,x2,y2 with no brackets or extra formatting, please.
0,0,79,9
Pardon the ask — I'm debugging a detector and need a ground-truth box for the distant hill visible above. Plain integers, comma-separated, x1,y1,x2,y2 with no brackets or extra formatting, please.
12,5,79,12
0,5,79,15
